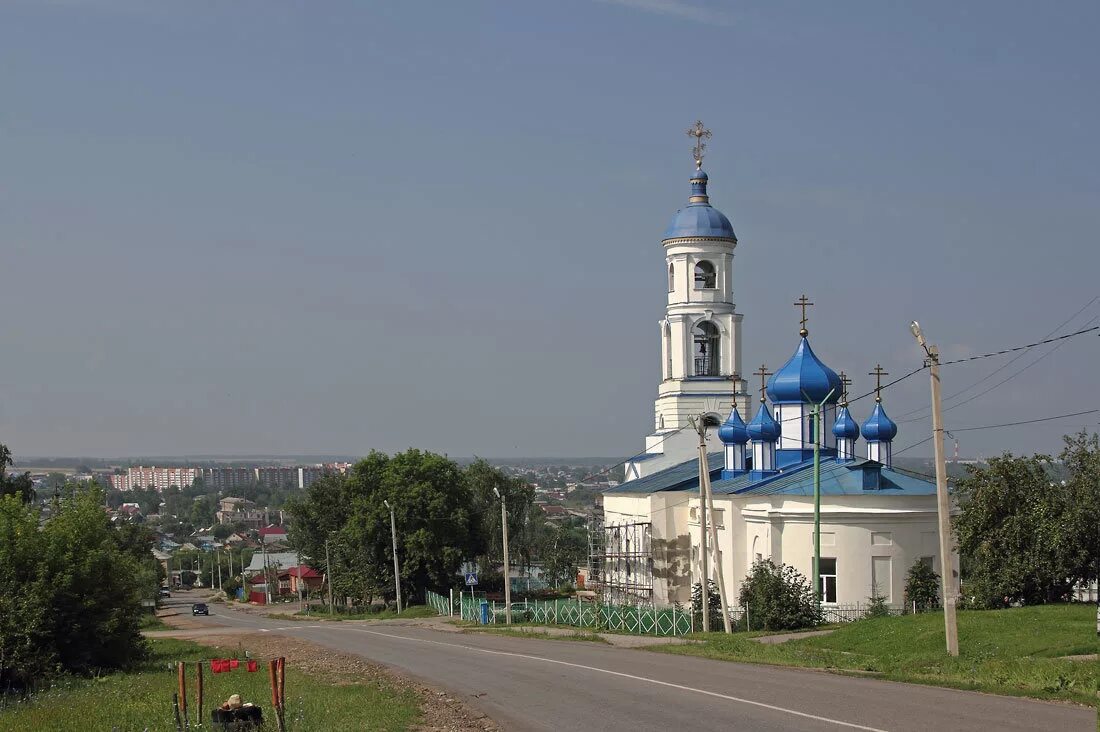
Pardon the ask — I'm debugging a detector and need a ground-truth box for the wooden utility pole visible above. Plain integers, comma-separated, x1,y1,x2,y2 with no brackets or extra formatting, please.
690,416,710,632
495,487,512,624
910,321,960,656
698,418,732,633
384,500,403,613
325,537,334,615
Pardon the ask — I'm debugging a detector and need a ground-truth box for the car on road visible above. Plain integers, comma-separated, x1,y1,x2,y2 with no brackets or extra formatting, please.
192,603,209,616
159,587,171,598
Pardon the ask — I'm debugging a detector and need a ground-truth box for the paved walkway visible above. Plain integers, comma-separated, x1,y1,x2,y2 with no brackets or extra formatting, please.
751,629,837,645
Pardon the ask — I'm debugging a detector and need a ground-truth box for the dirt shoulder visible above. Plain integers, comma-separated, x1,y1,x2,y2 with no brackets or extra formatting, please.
156,615,497,731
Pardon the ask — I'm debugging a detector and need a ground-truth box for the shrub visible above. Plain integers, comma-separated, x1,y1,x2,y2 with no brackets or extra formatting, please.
691,580,723,630
738,559,822,632
904,560,940,612
864,594,892,618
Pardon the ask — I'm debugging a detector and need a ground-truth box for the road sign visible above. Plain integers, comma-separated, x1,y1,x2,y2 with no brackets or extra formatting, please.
465,572,478,586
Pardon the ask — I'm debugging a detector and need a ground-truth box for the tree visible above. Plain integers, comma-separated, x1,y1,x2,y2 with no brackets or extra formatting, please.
904,559,940,612
0,486,151,687
738,559,821,631
0,443,36,504
954,432,1100,607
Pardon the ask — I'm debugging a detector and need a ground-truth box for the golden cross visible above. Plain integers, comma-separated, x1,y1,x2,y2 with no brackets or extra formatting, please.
686,120,712,169
794,294,813,336
839,371,853,405
753,364,772,403
869,364,889,402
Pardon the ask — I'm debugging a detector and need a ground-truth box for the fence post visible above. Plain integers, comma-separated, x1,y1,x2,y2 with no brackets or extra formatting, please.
745,604,750,632
654,606,658,636
672,605,677,635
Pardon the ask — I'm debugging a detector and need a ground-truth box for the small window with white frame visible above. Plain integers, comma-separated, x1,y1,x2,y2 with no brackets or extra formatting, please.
818,557,837,603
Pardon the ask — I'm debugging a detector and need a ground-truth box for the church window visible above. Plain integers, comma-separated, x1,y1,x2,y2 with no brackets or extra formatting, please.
692,321,720,376
818,557,837,603
872,556,892,603
668,263,675,292
694,260,716,289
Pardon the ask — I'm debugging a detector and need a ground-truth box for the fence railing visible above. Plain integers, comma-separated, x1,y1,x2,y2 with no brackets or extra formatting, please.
424,591,905,636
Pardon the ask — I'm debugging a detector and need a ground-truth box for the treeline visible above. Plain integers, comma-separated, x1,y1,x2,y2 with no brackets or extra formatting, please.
286,451,587,606
0,483,160,688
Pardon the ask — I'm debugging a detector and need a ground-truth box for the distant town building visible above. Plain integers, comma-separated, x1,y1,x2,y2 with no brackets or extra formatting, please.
109,464,334,492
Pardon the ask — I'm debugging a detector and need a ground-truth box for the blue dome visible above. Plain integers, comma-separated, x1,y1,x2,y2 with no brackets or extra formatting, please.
717,406,749,445
861,403,898,442
832,405,860,440
746,402,781,442
662,169,737,241
766,337,843,404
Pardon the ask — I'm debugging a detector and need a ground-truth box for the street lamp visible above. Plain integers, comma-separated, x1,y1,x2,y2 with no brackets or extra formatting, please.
909,319,959,656
383,500,402,613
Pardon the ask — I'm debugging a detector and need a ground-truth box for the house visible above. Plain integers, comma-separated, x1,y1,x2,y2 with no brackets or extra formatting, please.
279,565,323,595
258,525,289,545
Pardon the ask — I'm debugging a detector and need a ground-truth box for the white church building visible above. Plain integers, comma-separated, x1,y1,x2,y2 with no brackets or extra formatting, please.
602,138,947,611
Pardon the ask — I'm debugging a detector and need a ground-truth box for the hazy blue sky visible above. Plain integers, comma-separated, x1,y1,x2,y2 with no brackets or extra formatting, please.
2,0,1097,460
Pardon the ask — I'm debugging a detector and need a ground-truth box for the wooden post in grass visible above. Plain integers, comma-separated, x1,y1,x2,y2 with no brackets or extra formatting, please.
172,692,183,732
177,662,189,730
196,661,204,728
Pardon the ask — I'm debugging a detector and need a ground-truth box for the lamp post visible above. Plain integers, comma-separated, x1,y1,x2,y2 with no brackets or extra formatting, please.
383,500,402,614
493,487,512,624
910,320,960,657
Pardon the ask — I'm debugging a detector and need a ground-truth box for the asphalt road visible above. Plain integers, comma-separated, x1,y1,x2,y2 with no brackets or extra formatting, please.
164,593,1093,731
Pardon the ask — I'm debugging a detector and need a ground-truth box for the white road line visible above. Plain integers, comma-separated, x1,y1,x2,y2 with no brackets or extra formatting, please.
341,627,889,732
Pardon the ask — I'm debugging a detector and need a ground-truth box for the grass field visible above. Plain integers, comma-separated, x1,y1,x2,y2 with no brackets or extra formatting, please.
656,604,1098,706
283,604,440,622
0,637,420,731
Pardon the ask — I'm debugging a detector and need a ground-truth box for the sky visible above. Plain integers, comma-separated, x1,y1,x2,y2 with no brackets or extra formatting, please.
1,0,1098,461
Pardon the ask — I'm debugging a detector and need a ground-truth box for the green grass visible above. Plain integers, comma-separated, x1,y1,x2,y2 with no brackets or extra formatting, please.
654,604,1098,706
0,638,421,731
139,613,169,630
283,604,440,622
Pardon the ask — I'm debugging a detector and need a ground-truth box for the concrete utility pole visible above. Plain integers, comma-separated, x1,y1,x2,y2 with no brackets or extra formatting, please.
217,551,223,592
325,536,335,616
262,540,271,605
807,388,835,611
689,416,711,632
494,487,513,624
295,548,304,613
910,320,960,657
383,500,403,613
696,415,732,633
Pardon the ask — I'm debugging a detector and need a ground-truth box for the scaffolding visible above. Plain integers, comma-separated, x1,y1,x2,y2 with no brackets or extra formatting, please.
600,520,654,606
586,507,604,590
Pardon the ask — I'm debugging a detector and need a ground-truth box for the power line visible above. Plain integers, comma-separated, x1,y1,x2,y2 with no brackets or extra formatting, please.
893,296,1099,419
938,324,1099,366
949,408,1099,433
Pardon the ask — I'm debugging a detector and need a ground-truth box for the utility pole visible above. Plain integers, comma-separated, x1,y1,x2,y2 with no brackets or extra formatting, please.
262,540,271,605
325,537,334,616
217,550,223,592
295,548,304,613
689,416,711,632
494,487,512,624
383,500,403,613
806,388,835,611
910,320,960,656
696,415,732,633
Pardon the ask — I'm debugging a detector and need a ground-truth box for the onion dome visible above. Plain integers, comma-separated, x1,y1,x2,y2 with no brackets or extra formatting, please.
766,337,842,404
861,403,898,442
717,406,749,445
662,169,737,241
746,402,780,442
832,405,860,440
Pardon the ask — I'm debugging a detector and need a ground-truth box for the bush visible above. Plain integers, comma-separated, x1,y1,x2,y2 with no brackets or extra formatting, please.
738,559,822,632
691,580,723,630
904,560,940,612
864,594,892,618
0,487,153,688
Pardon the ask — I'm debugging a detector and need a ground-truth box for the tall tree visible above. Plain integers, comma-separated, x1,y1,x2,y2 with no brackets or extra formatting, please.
0,443,36,504
954,431,1100,606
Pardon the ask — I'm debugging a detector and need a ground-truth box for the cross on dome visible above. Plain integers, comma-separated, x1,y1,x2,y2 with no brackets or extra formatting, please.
794,294,814,337
839,371,853,406
753,364,772,403
869,364,889,402
686,120,712,170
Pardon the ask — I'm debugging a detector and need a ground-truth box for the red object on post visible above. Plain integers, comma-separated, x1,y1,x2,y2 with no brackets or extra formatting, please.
230,659,239,670
247,659,259,672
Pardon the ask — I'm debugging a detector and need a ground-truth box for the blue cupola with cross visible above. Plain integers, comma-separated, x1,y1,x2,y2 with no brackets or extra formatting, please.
832,372,860,463
861,364,898,468
746,366,781,478
765,296,843,468
718,396,750,479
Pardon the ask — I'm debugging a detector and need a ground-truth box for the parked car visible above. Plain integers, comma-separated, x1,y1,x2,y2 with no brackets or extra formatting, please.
159,587,171,598
192,603,209,616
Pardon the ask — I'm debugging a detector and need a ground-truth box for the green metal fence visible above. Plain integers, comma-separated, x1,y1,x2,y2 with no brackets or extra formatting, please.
425,590,694,636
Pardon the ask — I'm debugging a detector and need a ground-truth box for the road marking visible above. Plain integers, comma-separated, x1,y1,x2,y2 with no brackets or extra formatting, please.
343,627,888,732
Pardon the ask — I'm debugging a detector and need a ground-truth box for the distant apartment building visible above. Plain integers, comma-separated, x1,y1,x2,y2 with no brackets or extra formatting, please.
109,464,332,492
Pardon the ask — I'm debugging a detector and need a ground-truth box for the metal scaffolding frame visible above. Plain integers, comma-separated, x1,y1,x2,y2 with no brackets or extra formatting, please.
600,520,654,606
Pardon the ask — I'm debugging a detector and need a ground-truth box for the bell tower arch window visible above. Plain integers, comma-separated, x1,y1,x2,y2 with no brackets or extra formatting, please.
694,260,716,289
668,263,675,292
692,321,720,376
